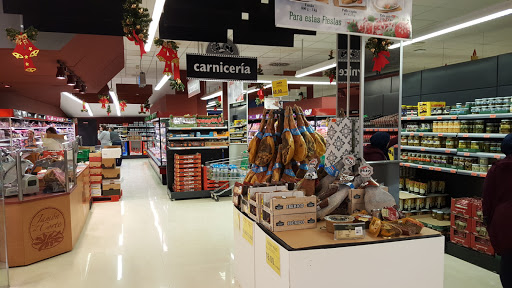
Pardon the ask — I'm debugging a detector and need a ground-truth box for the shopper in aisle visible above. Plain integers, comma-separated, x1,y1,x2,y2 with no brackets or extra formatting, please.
363,132,398,161
483,133,512,288
109,127,123,166
98,125,111,147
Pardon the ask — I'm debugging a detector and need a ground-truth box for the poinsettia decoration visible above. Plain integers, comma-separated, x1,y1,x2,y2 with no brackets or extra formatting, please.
154,38,180,79
365,37,393,73
98,95,109,109
122,0,152,57
119,100,128,112
81,101,88,113
323,50,336,83
169,78,185,92
6,26,39,72
106,104,112,116
143,99,151,112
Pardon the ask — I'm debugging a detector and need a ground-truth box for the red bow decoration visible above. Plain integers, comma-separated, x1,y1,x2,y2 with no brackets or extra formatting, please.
98,96,109,109
329,74,335,83
372,51,390,72
156,44,180,80
257,89,264,100
127,30,146,58
119,100,127,112
12,33,39,72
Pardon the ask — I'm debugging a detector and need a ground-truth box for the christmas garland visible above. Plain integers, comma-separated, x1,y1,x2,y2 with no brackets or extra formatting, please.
169,78,185,92
323,50,336,83
154,38,179,51
122,0,152,56
365,38,393,73
106,104,112,116
5,26,39,72
6,26,38,42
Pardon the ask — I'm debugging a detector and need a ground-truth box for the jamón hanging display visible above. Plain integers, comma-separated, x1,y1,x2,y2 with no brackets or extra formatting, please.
154,38,181,80
6,26,39,72
122,0,151,57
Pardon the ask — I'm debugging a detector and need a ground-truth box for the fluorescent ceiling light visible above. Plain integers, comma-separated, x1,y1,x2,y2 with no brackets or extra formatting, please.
206,102,216,107
390,8,512,49
288,80,335,85
155,75,171,90
109,91,121,116
144,0,167,52
63,92,93,116
201,90,223,100
244,84,272,94
295,59,336,78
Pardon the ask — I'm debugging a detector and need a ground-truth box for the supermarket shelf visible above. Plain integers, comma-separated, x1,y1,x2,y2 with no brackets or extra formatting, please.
167,146,229,150
230,137,246,140
231,124,247,128
400,162,457,174
230,142,248,145
0,139,10,142
363,128,399,132
169,189,231,201
402,115,457,121
401,146,457,154
168,136,229,140
458,133,507,139
457,170,487,178
456,152,506,159
399,191,449,199
403,132,458,137
168,126,228,131
109,125,154,128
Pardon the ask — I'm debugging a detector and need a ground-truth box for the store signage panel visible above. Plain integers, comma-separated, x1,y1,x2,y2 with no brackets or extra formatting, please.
272,79,289,97
275,0,413,40
187,79,201,98
186,54,257,81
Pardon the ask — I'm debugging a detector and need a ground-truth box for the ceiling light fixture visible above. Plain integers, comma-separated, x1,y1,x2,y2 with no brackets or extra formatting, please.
155,75,171,91
145,0,167,53
109,91,122,116
244,84,272,94
389,6,512,49
206,102,216,107
63,92,93,116
79,84,87,94
73,80,81,91
67,74,76,86
295,59,336,78
200,89,223,100
56,66,66,79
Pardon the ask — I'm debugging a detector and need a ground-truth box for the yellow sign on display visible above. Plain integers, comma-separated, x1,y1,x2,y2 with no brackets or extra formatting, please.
272,79,289,97
266,237,281,276
233,209,240,231
242,217,254,245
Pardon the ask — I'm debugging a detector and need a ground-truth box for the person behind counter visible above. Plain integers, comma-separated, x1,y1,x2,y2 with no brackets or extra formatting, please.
483,133,512,288
98,125,111,147
363,132,398,161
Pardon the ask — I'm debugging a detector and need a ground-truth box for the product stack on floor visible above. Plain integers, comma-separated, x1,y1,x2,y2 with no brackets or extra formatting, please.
101,147,122,199
89,151,103,196
173,153,202,192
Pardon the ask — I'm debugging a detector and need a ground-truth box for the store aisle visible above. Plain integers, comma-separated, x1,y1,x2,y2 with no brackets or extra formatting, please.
8,159,501,288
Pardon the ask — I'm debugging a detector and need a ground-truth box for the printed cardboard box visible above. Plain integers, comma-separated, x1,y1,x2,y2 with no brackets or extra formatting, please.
102,168,120,179
101,158,116,169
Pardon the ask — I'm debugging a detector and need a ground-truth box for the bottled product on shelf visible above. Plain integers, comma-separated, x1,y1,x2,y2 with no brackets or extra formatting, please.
230,119,247,144
364,114,399,128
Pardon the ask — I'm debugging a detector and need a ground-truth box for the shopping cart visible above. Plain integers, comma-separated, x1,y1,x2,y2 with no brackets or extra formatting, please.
204,154,249,202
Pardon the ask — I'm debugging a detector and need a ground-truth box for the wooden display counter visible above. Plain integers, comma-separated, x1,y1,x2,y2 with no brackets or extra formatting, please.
234,207,446,288
4,165,91,267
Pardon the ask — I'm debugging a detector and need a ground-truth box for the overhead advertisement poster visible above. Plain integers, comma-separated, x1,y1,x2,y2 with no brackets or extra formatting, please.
275,0,413,40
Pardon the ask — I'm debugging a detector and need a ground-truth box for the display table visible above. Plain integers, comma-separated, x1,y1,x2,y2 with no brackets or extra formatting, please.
4,164,91,267
234,207,445,288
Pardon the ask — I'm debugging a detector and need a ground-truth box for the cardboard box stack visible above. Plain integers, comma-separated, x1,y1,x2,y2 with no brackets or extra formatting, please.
450,198,494,255
174,154,202,192
89,151,102,196
101,147,122,196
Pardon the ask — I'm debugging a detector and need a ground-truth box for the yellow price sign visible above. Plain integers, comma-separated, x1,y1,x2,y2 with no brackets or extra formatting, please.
266,237,281,276
272,79,289,97
233,208,240,231
242,217,254,245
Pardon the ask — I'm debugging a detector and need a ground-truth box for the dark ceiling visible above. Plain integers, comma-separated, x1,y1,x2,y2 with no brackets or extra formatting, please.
159,0,315,47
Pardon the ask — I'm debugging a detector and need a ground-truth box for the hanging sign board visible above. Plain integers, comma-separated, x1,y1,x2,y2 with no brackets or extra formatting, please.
264,97,283,110
272,79,289,97
275,0,413,40
228,81,244,104
186,54,258,82
187,79,201,98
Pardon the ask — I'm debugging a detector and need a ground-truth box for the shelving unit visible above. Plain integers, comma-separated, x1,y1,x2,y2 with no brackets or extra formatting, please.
166,125,229,200
144,117,168,185
105,122,154,158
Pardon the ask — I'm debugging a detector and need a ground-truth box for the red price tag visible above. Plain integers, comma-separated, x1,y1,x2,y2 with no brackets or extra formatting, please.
490,115,497,118
494,155,501,159
410,133,414,136
471,172,477,176
438,133,443,137
464,153,470,156
484,135,490,138
405,164,410,167
421,148,426,151
463,134,469,138
420,117,425,120
480,173,487,178
445,150,451,153
407,117,411,120
419,133,424,136
428,167,434,171
450,170,456,173
437,116,442,120
435,168,442,171
418,165,423,169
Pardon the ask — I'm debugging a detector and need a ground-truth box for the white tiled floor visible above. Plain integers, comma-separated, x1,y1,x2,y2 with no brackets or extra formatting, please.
8,159,502,287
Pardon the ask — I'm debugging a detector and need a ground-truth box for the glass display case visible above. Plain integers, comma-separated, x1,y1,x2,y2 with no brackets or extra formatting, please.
146,118,168,167
0,117,75,149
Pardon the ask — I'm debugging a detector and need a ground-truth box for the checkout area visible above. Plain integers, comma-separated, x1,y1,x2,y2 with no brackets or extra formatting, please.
0,136,107,268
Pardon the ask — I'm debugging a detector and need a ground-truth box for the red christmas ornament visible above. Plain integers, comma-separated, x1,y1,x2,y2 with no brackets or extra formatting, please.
257,89,264,100
156,44,180,80
98,95,109,109
119,100,128,112
126,30,146,58
372,51,390,72
81,101,88,113
11,33,39,72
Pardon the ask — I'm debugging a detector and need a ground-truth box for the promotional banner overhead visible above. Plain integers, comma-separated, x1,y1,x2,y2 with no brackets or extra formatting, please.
186,54,258,82
275,0,413,40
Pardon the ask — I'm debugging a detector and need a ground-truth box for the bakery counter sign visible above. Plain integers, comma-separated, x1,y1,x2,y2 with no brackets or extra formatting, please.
186,53,258,82
29,207,66,251
275,0,413,40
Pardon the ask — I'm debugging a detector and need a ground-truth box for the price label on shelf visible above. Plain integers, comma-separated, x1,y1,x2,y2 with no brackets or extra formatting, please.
418,165,423,169
420,117,425,120
464,153,470,156
462,134,469,138
359,165,374,177
484,135,491,138
420,148,426,151
445,150,451,154
405,164,410,167
471,172,478,176
410,133,414,136
451,116,457,119
419,133,424,136
242,217,254,245
490,114,497,118
438,133,443,137
480,173,487,178
407,117,411,120
450,169,456,173
494,155,502,159
428,167,434,171
266,237,281,276
435,168,442,171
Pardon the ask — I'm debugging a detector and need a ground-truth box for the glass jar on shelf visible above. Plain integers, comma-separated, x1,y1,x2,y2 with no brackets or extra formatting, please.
401,137,408,146
460,121,470,133
475,99,484,106
446,137,456,149
500,120,511,134
475,120,485,133
459,140,469,149
483,141,492,153
433,137,441,148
